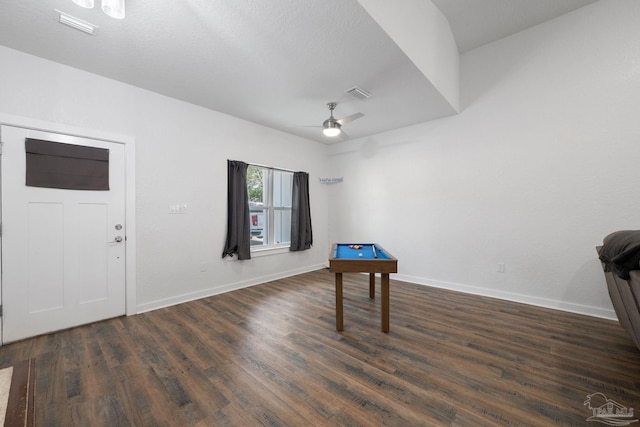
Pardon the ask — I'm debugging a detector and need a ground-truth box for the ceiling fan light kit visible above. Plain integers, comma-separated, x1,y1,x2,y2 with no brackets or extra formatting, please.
102,0,125,19
72,0,95,8
70,0,125,19
323,123,341,137
322,102,342,137
320,101,364,138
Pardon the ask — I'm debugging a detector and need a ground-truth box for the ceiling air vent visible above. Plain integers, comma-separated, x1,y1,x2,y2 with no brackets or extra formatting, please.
345,86,371,100
55,10,99,35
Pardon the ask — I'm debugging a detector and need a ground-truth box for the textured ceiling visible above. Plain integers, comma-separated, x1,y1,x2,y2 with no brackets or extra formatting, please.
0,0,599,144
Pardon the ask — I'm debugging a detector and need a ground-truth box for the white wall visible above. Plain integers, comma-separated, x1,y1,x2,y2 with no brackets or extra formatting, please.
357,0,459,112
328,0,640,319
0,45,329,312
2,0,638,321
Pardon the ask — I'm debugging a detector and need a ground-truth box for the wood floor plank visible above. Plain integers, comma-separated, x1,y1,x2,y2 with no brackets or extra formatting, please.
1,268,639,426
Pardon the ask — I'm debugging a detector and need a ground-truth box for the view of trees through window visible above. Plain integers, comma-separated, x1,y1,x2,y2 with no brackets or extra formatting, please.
247,165,293,248
247,166,264,206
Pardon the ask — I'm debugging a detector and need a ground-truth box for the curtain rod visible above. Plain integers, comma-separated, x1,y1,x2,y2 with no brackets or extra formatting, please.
247,162,297,174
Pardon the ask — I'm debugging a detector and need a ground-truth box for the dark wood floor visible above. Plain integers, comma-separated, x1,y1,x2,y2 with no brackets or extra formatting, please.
1,269,639,426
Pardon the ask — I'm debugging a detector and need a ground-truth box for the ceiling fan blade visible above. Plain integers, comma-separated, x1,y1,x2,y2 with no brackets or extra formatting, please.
336,112,364,125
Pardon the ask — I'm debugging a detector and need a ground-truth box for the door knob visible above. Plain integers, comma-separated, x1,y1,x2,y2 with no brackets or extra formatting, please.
109,236,123,243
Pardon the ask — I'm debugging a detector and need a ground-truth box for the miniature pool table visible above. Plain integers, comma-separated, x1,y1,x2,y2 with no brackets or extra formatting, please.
329,243,398,332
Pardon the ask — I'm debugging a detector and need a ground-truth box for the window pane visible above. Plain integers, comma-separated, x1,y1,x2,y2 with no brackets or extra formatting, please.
247,166,266,247
273,170,292,208
247,166,264,206
274,208,291,244
250,208,267,246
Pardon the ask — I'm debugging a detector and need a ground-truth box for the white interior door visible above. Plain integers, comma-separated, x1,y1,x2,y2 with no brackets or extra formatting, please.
0,125,126,343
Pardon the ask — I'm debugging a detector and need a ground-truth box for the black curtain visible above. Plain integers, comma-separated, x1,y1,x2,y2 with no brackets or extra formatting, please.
222,160,251,260
290,171,313,251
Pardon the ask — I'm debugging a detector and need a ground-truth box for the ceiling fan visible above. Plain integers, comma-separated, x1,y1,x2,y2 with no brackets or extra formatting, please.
320,102,364,138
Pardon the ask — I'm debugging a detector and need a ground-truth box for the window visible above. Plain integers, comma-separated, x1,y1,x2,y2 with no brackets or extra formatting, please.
247,165,293,249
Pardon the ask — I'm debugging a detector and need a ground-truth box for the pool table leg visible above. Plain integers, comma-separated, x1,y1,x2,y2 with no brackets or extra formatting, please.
381,273,390,332
369,273,375,299
335,273,344,331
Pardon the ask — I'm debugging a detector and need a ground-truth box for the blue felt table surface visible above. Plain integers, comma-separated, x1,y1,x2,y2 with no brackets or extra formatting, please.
333,244,391,260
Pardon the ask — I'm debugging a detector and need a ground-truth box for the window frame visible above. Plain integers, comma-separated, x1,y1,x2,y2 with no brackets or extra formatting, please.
247,164,293,254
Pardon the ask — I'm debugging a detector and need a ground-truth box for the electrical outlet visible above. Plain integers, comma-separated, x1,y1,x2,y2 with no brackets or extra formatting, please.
497,263,505,273
200,262,207,272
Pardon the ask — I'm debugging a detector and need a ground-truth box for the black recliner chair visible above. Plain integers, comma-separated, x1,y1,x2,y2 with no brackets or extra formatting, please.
597,230,640,351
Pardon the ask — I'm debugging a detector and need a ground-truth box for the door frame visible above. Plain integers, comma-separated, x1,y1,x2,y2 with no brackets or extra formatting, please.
0,113,137,344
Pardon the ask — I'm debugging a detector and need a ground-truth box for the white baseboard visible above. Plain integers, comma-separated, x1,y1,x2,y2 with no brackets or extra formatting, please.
136,266,617,321
395,273,617,321
136,263,325,314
